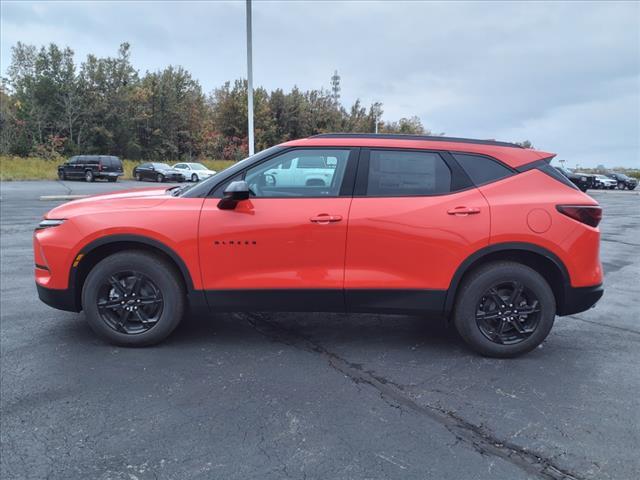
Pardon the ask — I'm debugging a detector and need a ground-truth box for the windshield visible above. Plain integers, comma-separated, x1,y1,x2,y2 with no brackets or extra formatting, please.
154,163,171,170
190,163,207,170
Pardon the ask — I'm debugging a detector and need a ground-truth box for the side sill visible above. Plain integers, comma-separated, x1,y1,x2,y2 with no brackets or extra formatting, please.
346,289,446,315
205,289,345,312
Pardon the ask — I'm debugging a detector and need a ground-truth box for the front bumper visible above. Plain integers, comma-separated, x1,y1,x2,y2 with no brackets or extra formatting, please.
558,284,604,316
36,283,80,312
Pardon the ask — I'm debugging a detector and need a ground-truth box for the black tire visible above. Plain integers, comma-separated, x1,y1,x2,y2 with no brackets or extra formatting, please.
85,170,94,182
629,185,636,191
579,185,588,192
156,173,164,183
58,170,66,180
81,251,184,347
453,261,556,358
135,172,142,181
108,177,117,183
191,173,198,182
618,182,625,190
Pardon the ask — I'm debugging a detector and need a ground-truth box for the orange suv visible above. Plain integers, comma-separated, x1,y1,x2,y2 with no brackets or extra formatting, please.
34,134,603,357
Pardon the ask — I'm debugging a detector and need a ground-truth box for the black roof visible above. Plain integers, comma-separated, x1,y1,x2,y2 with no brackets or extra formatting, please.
310,133,523,149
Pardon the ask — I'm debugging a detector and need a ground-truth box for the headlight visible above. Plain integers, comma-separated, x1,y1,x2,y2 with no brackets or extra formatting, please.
36,219,65,230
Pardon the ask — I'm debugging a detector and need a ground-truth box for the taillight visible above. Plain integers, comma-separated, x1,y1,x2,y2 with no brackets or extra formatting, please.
556,205,602,227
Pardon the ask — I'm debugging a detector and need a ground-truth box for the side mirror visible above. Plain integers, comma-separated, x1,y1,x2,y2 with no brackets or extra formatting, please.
218,180,251,210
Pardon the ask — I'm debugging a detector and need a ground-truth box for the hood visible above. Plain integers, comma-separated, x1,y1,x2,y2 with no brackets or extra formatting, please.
45,187,171,219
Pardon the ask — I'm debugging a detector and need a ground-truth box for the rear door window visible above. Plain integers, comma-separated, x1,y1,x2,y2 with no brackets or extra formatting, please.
366,150,451,196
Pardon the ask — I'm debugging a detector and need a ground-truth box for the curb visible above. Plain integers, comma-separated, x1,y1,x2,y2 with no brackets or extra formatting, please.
39,195,89,201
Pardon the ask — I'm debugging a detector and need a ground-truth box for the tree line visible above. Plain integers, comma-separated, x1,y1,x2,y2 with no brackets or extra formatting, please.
1,42,431,161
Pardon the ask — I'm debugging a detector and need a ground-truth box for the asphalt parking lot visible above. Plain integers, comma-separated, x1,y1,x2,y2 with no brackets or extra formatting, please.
1,180,639,480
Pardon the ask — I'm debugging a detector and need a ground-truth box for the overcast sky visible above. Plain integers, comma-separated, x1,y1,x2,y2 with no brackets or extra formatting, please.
2,0,639,167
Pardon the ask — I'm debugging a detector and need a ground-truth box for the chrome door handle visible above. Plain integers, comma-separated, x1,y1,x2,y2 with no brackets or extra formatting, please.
310,214,343,224
447,206,481,216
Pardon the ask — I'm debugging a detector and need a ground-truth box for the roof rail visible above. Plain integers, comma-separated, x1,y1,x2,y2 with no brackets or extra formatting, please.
309,133,524,149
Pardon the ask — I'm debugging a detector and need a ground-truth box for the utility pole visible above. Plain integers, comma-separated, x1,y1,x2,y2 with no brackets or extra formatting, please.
246,0,254,155
330,70,341,105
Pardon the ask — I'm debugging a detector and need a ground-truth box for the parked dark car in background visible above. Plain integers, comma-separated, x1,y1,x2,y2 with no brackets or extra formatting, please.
606,172,638,190
58,155,123,182
554,166,595,192
132,163,186,182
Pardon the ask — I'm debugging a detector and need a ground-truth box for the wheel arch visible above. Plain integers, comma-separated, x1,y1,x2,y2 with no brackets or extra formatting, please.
70,234,195,311
445,242,570,316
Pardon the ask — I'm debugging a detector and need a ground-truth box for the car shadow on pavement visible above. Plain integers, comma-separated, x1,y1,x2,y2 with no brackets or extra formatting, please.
166,311,469,357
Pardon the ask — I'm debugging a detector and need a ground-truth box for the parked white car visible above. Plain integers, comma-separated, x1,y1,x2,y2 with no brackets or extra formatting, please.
173,162,216,182
594,174,617,189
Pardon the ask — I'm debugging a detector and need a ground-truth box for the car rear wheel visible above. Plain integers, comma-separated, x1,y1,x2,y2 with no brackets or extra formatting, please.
81,251,185,346
618,182,625,190
135,173,142,181
453,261,556,358
156,173,164,183
108,177,117,183
191,173,198,182
58,171,66,180
85,170,94,182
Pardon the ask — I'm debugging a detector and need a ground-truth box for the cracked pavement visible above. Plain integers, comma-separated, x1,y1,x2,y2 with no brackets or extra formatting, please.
1,181,639,479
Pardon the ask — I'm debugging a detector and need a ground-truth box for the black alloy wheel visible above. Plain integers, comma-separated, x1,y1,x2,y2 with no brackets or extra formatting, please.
475,281,541,345
96,271,164,335
81,251,185,346
453,261,556,357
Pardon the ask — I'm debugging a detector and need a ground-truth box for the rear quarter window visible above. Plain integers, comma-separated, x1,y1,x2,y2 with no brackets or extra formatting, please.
453,153,513,185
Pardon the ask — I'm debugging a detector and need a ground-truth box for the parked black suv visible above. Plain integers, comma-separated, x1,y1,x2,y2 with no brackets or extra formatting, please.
132,163,186,182
58,155,123,182
606,172,638,190
554,166,595,192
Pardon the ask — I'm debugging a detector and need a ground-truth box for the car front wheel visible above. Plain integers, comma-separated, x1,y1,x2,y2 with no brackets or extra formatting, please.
58,171,66,180
453,261,556,358
618,182,625,190
156,173,164,183
85,170,94,182
81,251,185,346
191,173,198,182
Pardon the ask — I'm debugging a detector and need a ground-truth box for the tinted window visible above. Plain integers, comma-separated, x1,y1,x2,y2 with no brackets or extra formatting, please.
541,164,578,189
367,150,451,196
453,153,513,185
69,157,78,165
139,163,150,169
245,149,350,198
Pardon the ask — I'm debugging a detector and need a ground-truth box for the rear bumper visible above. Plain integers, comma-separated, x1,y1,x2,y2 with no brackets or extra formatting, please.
558,284,604,316
36,283,80,312
96,172,122,178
